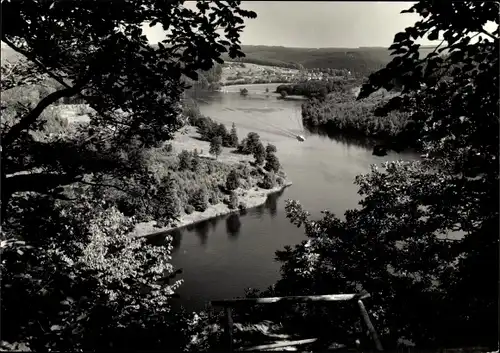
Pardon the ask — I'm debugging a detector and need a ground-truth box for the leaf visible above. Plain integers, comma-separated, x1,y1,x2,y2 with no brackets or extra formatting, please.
50,325,62,331
428,29,440,41
394,32,410,43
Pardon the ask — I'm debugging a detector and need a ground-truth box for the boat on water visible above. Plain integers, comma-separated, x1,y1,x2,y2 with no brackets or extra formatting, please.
296,135,305,142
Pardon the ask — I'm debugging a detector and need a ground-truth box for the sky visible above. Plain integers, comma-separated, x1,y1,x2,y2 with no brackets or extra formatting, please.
144,1,425,48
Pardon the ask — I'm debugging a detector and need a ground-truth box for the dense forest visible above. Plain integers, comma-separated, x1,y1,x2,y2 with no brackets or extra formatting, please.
222,56,304,70
301,89,413,148
275,79,359,99
222,45,436,75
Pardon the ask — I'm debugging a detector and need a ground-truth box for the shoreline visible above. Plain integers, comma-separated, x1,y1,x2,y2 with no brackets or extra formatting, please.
132,181,293,238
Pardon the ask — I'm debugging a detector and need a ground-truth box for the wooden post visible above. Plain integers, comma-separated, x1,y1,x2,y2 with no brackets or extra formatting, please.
224,307,234,352
357,299,384,351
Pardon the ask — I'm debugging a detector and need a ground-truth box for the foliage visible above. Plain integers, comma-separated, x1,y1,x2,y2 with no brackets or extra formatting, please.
237,132,262,155
1,195,182,351
260,172,276,190
190,186,209,212
1,0,257,350
223,44,435,75
191,151,201,172
253,142,266,165
301,92,411,146
185,204,195,215
178,149,192,171
222,55,303,69
266,143,277,155
265,1,499,349
226,169,240,191
190,113,238,148
229,122,239,147
264,152,281,173
229,191,239,210
156,174,182,226
183,63,224,92
276,79,353,99
209,136,223,159
240,88,249,96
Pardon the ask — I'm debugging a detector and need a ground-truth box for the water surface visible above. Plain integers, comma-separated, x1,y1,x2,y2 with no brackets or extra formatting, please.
171,83,418,310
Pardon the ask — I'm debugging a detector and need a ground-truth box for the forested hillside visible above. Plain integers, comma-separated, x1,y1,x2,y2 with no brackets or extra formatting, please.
222,45,436,74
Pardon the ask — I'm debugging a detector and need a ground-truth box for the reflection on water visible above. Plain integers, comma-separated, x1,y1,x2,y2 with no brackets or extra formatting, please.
304,124,377,150
226,214,241,238
160,189,285,255
264,190,280,218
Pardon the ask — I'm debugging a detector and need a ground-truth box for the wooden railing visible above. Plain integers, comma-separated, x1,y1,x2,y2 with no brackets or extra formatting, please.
211,290,384,352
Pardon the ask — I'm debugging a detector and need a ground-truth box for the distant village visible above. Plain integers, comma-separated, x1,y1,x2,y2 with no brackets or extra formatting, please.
220,61,352,86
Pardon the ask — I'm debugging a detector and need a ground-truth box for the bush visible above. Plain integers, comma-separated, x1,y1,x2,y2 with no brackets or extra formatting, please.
238,163,251,179
185,204,195,214
208,190,221,205
178,150,192,170
191,152,201,172
229,192,238,209
190,187,209,212
162,143,174,154
260,172,276,189
226,169,240,191
238,202,247,211
264,153,280,173
253,142,266,165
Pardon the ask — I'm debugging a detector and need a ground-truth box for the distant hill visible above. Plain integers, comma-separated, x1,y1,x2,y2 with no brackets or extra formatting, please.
2,42,436,77
223,45,437,75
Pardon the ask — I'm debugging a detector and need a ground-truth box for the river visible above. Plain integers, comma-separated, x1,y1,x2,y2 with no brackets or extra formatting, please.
170,83,418,310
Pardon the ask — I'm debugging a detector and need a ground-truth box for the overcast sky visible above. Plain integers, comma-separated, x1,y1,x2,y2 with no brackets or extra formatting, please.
144,1,424,48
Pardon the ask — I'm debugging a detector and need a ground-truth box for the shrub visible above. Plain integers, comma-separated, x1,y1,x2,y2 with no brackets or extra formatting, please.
185,205,195,214
253,142,266,165
191,152,201,172
260,172,276,189
178,150,192,170
208,190,221,205
229,192,238,209
229,123,239,147
162,143,174,154
225,169,240,191
209,136,223,159
190,187,209,212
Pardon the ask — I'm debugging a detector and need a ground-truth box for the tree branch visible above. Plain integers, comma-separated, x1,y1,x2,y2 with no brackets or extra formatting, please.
4,172,83,195
2,37,118,128
2,82,88,147
2,37,72,89
480,29,496,41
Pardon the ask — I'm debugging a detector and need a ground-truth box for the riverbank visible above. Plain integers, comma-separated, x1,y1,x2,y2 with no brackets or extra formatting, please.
131,125,292,238
131,181,292,237
277,95,308,101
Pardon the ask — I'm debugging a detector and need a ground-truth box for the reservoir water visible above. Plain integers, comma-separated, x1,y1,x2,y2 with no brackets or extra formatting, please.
170,83,418,310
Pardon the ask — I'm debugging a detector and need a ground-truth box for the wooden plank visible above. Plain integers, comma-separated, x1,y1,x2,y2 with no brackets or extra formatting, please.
224,307,234,352
212,292,370,307
357,299,384,351
239,338,318,351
